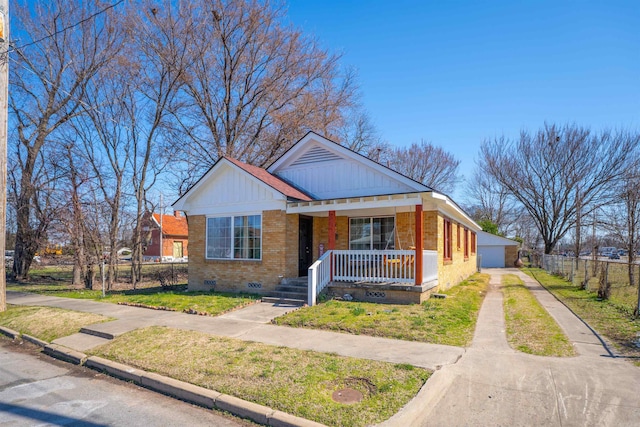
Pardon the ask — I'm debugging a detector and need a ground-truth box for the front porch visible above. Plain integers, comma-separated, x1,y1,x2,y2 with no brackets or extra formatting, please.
307,249,439,305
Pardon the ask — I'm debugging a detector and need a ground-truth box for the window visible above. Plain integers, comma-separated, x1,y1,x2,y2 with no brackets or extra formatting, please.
206,215,261,260
443,218,452,261
349,217,395,250
457,224,461,250
464,228,469,260
471,232,477,254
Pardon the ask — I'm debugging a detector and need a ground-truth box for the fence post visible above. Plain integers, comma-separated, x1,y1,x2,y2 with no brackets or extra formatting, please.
570,259,574,284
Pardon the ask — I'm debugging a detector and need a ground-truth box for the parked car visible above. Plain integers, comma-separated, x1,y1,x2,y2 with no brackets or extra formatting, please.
608,252,620,260
600,247,617,258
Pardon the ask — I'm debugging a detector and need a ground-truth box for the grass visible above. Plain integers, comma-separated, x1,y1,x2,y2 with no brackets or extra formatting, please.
273,273,490,347
9,262,189,291
502,274,575,357
545,256,640,315
0,305,111,342
523,267,640,361
89,326,430,427
8,284,260,317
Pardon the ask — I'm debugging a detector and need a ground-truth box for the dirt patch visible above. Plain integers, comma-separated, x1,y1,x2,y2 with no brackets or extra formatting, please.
332,387,363,404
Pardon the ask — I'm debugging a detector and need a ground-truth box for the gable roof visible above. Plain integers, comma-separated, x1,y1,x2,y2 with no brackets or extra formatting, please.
224,156,312,201
476,230,519,246
152,213,188,237
268,131,433,192
267,132,432,199
172,156,313,211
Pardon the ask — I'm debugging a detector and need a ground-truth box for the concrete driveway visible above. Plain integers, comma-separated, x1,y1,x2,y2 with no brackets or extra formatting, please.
383,268,640,427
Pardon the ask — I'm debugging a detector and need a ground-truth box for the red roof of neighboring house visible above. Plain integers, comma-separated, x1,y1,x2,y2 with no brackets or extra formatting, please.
153,213,188,237
224,156,312,201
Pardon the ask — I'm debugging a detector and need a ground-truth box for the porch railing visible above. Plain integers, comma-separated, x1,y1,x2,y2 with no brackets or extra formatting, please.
333,250,416,284
308,250,332,306
307,249,440,306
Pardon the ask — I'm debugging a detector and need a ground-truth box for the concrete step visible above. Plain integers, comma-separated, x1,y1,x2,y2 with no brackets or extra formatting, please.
53,332,112,352
267,290,307,300
80,326,117,340
274,285,308,293
79,320,137,340
261,297,305,306
281,277,308,286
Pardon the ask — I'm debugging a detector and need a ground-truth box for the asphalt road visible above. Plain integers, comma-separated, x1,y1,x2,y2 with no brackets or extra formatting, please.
0,339,249,427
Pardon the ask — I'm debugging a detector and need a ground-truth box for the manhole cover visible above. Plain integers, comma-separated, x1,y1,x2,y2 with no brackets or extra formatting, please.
332,387,363,404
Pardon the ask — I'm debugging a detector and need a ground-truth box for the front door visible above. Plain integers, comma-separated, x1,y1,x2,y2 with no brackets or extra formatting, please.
298,216,313,276
173,241,183,258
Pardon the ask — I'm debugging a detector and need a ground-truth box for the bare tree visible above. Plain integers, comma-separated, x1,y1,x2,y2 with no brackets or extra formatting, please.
480,124,638,254
56,142,92,287
465,166,519,236
378,140,461,192
74,70,129,290
119,2,191,287
9,0,120,279
172,0,357,190
337,106,381,153
602,167,640,313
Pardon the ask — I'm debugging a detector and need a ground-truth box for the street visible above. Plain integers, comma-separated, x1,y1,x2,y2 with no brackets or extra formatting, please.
0,339,248,427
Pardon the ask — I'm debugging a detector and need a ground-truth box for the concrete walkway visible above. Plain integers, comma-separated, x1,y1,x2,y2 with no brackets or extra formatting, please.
6,291,464,370
7,268,640,426
384,268,640,427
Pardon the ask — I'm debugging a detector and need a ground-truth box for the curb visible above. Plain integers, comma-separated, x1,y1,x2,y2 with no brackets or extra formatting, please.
44,343,88,365
83,356,325,427
0,326,21,341
1,334,325,426
23,334,48,348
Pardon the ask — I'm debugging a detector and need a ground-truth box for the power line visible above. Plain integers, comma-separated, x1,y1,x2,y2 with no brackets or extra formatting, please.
6,0,124,54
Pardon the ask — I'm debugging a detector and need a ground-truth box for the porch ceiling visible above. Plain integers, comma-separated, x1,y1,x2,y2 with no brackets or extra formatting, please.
286,193,424,217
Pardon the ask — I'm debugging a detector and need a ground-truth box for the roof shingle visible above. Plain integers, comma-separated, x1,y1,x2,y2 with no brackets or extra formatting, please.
224,156,312,201
153,213,188,237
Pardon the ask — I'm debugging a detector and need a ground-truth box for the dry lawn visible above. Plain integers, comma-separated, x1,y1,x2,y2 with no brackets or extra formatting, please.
90,326,431,427
502,274,575,357
0,305,111,342
273,273,490,347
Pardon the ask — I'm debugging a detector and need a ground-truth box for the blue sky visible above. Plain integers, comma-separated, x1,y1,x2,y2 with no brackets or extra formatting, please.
286,1,640,200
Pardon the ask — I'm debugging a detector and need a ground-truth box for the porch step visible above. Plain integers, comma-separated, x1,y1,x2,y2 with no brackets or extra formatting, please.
262,277,308,305
275,285,307,293
281,277,308,286
261,297,305,306
267,290,307,300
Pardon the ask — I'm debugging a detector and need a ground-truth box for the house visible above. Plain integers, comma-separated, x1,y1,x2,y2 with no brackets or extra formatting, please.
142,211,189,262
172,132,481,305
476,231,519,268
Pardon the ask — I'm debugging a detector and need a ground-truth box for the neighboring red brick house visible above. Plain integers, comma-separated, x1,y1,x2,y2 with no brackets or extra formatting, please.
142,211,189,261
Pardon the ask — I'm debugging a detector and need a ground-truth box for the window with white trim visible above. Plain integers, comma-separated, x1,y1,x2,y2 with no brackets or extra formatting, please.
349,217,395,250
206,215,261,260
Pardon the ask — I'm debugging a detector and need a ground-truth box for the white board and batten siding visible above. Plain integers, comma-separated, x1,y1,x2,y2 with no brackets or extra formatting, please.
271,140,424,200
174,162,286,216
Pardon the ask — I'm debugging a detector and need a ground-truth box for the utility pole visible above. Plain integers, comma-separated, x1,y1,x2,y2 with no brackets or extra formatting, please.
0,0,9,312
159,194,163,263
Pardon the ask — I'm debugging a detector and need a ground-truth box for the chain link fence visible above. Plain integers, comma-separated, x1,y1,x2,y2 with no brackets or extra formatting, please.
531,253,640,315
20,259,188,291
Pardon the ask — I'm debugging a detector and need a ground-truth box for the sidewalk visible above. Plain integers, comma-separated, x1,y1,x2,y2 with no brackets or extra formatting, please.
7,269,640,426
392,268,640,427
6,291,464,370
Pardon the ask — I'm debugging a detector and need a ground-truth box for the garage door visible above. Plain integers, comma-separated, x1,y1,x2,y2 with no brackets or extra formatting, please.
479,246,505,268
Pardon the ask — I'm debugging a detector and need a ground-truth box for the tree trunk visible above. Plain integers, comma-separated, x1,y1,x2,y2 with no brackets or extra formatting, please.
597,262,610,300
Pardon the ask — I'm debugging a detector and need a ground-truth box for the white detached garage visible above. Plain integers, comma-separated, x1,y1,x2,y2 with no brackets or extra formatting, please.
477,231,520,268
